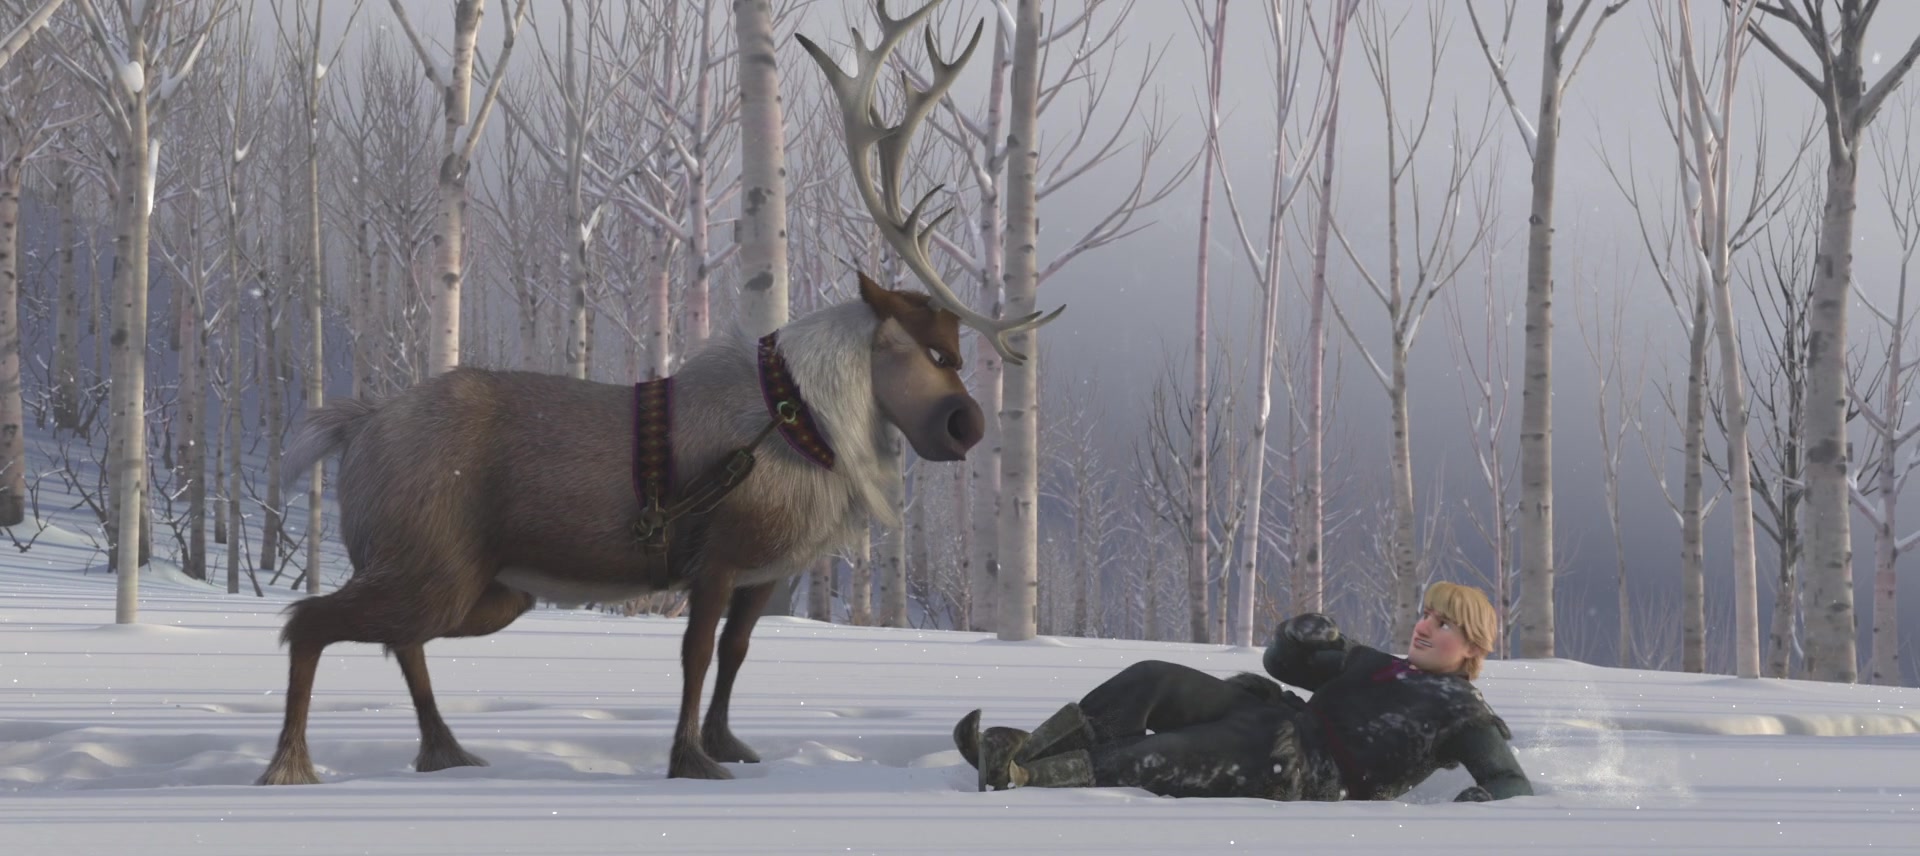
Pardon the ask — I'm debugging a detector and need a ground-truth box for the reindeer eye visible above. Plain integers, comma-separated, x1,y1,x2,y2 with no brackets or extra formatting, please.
928,347,956,369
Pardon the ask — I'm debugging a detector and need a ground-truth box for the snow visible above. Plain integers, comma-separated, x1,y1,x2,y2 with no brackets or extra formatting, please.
1,449,1916,854
4,565,1916,854
117,60,144,95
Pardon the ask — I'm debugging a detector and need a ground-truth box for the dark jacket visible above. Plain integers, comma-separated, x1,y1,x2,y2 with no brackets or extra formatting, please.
1260,613,1533,801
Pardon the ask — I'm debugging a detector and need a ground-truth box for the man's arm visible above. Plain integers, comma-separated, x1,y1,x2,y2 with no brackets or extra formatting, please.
1443,719,1533,801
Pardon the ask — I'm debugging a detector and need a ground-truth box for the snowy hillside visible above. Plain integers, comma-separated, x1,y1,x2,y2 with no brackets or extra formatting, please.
3,551,1917,855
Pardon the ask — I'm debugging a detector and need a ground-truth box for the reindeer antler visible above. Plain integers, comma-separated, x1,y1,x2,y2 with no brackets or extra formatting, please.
797,0,1064,366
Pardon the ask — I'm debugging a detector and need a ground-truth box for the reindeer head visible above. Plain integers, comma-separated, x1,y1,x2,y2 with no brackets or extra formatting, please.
857,271,984,461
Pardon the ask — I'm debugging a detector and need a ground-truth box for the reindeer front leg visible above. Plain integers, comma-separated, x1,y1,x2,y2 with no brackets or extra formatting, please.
702,582,777,763
668,573,735,779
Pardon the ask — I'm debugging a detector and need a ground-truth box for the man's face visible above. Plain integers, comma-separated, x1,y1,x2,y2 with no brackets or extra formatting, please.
1407,607,1478,674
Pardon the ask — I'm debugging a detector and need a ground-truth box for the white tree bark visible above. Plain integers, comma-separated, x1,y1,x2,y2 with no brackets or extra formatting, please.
1745,2,1920,683
1466,0,1627,659
1185,0,1227,644
385,0,528,377
996,0,1042,641
0,154,22,527
733,0,790,339
1676,2,1761,677
0,0,68,72
52,156,81,432
1299,0,1359,615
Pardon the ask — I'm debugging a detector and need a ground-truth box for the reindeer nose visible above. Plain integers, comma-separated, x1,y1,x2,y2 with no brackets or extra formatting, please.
931,394,985,460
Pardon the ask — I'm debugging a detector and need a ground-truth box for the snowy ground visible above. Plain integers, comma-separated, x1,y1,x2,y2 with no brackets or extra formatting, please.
3,539,1918,856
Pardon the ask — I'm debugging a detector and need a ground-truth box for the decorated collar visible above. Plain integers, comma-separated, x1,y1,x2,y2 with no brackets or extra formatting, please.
756,331,835,470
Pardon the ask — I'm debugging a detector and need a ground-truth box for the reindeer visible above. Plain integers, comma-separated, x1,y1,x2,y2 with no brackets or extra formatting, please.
255,0,1055,786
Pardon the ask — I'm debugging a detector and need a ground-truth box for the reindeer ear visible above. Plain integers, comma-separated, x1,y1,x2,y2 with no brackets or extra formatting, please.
857,270,904,319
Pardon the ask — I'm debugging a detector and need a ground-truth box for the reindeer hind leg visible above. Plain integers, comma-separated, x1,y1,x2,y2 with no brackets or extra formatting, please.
258,584,395,786
394,581,534,773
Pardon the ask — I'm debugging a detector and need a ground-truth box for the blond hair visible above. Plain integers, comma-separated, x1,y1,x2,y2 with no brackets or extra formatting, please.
1424,581,1497,679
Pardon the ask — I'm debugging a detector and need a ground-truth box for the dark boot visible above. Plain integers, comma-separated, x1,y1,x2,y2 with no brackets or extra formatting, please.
1009,749,1094,788
977,726,1028,791
952,709,982,768
1014,703,1096,764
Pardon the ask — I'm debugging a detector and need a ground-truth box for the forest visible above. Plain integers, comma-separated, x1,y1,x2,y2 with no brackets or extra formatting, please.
2,0,1918,688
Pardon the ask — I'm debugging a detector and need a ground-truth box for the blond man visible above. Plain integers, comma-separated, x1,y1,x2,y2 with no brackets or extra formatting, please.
955,582,1532,802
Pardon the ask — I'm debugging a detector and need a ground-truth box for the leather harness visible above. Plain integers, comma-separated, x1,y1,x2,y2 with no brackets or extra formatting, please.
629,330,835,557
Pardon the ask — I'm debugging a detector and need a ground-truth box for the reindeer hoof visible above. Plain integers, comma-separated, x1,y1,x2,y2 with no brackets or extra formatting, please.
414,742,490,773
668,743,734,780
702,728,761,764
257,752,322,786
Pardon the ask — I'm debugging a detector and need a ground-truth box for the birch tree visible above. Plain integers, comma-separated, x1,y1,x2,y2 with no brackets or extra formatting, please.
384,0,528,377
1466,0,1630,659
1208,0,1327,646
1575,273,1648,668
595,0,740,363
891,0,1187,633
1658,0,1763,676
1296,0,1361,616
1851,90,1920,686
732,0,789,338
1743,1,1920,683
0,1,70,527
1744,190,1817,677
272,0,360,593
0,0,69,72
1183,0,1227,648
60,0,228,622
1444,210,1521,658
1325,0,1495,650
493,0,638,379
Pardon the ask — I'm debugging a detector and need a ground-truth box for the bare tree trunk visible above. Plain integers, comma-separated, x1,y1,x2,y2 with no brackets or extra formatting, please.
387,0,527,377
1678,6,1760,677
1738,0,1920,684
0,0,70,73
1514,8,1566,660
301,23,327,594
560,1,592,379
808,556,833,622
1803,155,1861,681
110,70,153,623
428,1,481,377
954,453,972,628
968,19,1011,634
686,5,715,346
850,525,872,626
1681,280,1710,672
225,319,243,595
178,200,207,579
263,258,284,577
996,0,1042,642
0,158,23,526
909,471,929,605
881,445,908,628
733,0,789,339
649,231,673,379
52,156,81,432
1185,0,1227,645
1300,5,1356,615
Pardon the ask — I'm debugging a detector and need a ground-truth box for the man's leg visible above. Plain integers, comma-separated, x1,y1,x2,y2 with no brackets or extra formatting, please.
1080,660,1270,741
1024,705,1294,799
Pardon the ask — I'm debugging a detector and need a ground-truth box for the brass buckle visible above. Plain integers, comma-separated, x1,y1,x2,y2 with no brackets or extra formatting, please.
633,501,670,543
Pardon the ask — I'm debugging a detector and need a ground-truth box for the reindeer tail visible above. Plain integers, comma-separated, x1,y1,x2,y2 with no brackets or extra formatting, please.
282,398,379,485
